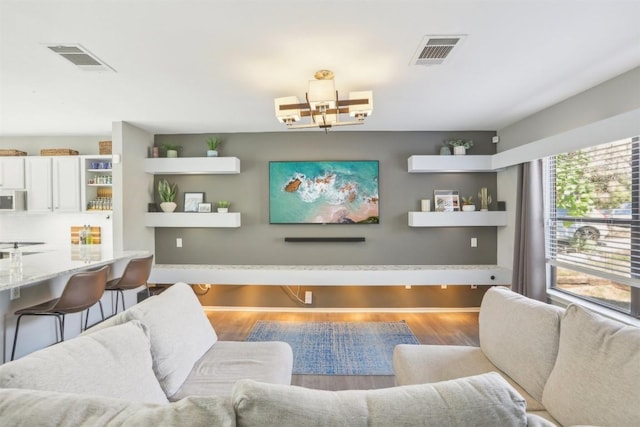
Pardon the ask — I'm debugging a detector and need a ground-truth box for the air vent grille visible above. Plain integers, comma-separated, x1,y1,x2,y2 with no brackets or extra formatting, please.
412,35,467,66
46,44,115,72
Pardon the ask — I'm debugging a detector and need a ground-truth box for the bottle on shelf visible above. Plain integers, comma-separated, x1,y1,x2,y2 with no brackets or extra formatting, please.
9,242,22,272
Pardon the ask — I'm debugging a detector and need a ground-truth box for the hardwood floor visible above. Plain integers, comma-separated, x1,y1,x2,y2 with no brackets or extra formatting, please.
205,310,479,391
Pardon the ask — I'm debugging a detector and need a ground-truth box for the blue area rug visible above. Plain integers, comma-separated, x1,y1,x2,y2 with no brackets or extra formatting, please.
246,321,419,375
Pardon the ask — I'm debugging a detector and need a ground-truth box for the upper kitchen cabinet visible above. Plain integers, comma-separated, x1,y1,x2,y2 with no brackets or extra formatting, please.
0,157,25,189
25,156,81,213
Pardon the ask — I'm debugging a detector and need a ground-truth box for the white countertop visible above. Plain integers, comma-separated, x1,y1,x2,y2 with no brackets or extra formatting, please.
0,245,149,291
149,264,512,286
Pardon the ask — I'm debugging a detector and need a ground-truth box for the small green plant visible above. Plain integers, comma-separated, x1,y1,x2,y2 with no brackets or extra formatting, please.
445,139,473,149
217,200,230,208
206,136,222,150
158,179,177,203
162,143,181,151
461,196,474,205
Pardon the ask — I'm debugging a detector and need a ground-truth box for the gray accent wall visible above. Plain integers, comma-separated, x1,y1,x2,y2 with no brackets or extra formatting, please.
153,131,499,266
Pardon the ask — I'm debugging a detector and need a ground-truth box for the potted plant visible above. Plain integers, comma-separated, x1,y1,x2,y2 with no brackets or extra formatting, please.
162,143,181,158
158,179,177,212
461,196,476,212
217,200,230,213
206,137,222,157
445,139,473,155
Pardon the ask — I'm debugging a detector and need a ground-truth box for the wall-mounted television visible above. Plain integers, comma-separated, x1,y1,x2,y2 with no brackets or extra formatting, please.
269,160,379,224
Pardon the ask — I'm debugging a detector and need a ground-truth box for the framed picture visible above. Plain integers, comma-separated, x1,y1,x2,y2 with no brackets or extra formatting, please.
184,192,204,212
434,190,460,212
269,160,379,224
198,202,212,213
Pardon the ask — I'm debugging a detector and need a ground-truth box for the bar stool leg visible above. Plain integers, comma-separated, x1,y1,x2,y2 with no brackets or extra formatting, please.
11,314,25,361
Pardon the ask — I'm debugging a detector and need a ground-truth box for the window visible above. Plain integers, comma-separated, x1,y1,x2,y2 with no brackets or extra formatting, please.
545,137,639,318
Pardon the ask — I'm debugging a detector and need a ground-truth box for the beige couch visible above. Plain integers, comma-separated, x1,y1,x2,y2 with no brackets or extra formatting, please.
0,281,555,426
394,286,640,427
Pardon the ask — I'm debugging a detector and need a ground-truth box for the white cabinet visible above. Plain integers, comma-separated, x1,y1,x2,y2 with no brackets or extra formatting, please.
25,157,81,212
0,157,25,189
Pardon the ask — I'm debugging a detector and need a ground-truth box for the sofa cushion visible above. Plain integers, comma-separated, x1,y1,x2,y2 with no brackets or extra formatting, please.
0,320,167,404
479,286,563,403
170,340,293,400
0,388,235,427
233,372,528,427
84,282,218,397
393,344,545,411
542,304,640,427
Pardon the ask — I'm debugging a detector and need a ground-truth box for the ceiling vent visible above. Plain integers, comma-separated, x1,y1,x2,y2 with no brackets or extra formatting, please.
46,44,115,72
411,35,467,66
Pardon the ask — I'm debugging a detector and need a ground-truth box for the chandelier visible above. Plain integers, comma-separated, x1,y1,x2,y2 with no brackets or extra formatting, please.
274,70,373,131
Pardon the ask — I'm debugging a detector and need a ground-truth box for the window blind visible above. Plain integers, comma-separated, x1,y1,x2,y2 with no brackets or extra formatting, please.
545,137,639,288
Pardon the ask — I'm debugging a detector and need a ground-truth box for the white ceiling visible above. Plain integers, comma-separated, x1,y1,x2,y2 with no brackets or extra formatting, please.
1,0,639,136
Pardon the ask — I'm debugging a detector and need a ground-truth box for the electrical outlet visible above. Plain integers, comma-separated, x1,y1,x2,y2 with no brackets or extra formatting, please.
304,291,312,304
176,238,182,248
440,284,447,290
471,237,477,247
10,287,20,300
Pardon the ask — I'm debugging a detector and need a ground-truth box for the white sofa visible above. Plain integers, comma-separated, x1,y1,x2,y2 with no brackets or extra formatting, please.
394,286,640,427
0,281,557,426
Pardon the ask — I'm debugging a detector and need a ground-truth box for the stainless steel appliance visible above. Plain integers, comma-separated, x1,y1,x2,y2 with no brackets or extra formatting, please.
0,190,26,211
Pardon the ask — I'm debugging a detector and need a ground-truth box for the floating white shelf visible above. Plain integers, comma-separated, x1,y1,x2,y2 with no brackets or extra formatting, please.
144,212,241,228
408,155,502,172
143,157,240,174
408,211,508,227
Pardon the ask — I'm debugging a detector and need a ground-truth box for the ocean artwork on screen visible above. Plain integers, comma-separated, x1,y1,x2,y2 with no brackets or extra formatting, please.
269,160,379,224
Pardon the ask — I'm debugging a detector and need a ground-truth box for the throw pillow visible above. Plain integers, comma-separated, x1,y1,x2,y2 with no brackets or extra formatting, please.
542,304,640,427
479,286,563,402
0,320,167,404
0,388,234,427
124,282,218,397
233,372,527,427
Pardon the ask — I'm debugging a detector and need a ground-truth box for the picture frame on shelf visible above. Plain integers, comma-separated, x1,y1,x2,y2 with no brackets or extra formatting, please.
197,202,212,213
434,190,460,212
184,192,204,212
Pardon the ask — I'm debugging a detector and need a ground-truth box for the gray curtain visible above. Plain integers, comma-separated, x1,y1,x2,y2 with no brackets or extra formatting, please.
512,159,547,301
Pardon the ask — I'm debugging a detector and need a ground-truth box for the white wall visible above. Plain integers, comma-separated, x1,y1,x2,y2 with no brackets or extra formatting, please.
112,122,154,253
495,67,640,277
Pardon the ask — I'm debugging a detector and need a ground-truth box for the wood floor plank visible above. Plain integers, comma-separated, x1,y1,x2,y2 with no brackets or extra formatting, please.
205,310,479,390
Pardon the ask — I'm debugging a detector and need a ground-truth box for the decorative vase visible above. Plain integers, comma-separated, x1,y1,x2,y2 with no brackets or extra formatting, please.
439,146,452,155
217,207,228,213
462,204,476,212
207,150,218,157
166,150,178,158
478,187,492,211
160,202,177,213
453,146,466,155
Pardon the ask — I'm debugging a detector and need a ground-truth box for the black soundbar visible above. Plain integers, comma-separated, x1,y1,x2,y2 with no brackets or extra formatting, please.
284,237,366,243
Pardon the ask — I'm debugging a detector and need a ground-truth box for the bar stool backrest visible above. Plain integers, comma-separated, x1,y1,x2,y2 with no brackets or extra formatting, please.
112,254,154,290
54,265,110,314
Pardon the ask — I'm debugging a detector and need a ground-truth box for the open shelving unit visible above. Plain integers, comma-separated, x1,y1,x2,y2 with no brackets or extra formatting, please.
143,157,240,174
408,211,508,227
144,212,241,228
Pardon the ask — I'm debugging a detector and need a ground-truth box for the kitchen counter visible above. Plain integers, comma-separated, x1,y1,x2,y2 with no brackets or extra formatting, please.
0,246,149,291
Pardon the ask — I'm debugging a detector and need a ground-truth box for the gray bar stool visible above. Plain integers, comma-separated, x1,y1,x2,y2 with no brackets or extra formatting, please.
11,265,109,361
105,254,154,313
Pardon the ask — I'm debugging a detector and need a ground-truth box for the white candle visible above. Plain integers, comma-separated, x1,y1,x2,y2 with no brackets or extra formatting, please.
421,199,431,212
